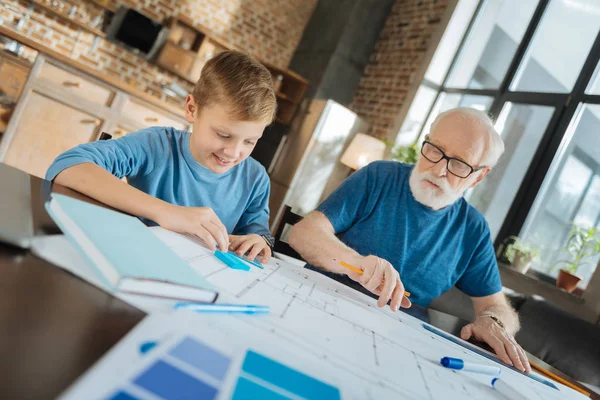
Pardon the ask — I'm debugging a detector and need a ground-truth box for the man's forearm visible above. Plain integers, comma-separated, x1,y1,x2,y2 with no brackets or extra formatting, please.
477,303,520,336
54,163,172,222
288,211,361,275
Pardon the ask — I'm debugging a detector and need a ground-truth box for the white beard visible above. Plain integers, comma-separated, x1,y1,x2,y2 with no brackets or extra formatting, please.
409,167,465,210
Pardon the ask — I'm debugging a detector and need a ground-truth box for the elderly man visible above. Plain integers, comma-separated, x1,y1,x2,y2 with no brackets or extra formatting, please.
289,107,531,373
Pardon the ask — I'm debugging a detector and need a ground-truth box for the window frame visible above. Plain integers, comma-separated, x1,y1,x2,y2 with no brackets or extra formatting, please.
396,0,600,294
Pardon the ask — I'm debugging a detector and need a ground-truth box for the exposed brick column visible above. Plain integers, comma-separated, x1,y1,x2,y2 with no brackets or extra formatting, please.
350,0,451,139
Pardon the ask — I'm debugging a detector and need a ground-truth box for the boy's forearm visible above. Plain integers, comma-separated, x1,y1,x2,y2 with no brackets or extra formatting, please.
289,211,361,274
53,163,172,222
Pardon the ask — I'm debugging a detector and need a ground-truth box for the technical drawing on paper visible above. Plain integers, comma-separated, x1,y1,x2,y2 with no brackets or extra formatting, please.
144,227,587,400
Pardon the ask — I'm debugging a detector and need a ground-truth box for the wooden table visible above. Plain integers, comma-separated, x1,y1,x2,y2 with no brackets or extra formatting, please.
0,172,597,399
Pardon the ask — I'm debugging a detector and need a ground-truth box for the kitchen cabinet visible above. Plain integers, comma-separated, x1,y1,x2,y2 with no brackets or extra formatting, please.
121,97,187,130
3,90,103,177
0,50,32,134
0,55,189,178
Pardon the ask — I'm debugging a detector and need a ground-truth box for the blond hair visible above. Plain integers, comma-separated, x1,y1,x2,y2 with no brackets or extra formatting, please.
192,50,277,124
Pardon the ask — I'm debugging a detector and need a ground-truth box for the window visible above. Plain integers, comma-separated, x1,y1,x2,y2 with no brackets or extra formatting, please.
395,85,438,146
511,0,600,93
396,0,600,294
467,103,554,238
424,0,480,85
446,0,538,89
521,105,600,288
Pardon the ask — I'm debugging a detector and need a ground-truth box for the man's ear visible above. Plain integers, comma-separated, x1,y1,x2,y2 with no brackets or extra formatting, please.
184,94,196,123
469,166,491,188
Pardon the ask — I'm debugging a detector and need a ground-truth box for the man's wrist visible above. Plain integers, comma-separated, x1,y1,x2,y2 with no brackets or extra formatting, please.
478,312,505,330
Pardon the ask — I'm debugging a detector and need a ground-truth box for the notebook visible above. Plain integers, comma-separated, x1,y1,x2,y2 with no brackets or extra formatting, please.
45,193,218,303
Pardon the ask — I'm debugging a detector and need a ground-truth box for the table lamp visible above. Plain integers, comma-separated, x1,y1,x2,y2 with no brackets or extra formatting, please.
340,133,386,170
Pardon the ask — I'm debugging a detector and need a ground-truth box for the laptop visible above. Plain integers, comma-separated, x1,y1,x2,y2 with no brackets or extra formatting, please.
0,163,35,248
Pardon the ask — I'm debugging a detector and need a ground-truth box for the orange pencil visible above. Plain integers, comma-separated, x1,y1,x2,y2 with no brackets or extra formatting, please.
529,362,591,396
339,261,411,297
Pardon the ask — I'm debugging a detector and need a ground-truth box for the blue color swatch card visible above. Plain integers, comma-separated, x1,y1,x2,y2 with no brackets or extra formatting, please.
59,312,342,400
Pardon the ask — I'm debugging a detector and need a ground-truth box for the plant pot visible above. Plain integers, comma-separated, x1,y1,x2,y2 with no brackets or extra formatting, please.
556,269,582,293
510,252,532,274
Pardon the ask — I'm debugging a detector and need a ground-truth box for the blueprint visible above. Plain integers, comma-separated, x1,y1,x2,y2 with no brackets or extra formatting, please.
37,228,588,400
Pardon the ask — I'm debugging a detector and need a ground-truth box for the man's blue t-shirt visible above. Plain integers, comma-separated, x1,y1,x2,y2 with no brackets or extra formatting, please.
316,161,502,307
46,127,271,237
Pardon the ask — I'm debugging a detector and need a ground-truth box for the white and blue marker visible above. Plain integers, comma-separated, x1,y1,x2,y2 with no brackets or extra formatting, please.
440,357,501,376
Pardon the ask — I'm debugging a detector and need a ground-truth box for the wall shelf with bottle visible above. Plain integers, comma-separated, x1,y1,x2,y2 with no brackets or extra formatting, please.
28,0,106,37
2,1,308,126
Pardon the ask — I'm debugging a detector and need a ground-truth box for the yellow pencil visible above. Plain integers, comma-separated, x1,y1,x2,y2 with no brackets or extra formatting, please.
530,362,590,396
339,261,410,297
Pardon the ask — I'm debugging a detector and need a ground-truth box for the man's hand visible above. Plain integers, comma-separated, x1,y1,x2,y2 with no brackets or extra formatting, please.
461,316,531,373
156,205,229,251
229,234,272,263
345,255,411,311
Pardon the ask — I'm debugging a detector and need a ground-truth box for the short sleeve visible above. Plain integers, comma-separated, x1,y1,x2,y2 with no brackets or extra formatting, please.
316,163,373,233
45,127,169,181
455,228,503,297
233,168,271,238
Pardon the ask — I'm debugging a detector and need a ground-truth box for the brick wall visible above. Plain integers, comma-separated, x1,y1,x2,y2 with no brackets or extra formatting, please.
350,0,450,138
0,0,316,106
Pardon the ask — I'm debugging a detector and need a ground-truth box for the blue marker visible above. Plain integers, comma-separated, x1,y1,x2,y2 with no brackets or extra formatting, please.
139,341,158,354
441,357,501,376
174,302,270,314
422,324,558,390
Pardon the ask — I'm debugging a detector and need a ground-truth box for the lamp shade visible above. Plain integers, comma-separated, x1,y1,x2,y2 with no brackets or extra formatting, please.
340,133,386,170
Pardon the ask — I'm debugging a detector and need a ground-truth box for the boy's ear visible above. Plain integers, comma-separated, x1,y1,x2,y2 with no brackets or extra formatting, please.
184,94,196,123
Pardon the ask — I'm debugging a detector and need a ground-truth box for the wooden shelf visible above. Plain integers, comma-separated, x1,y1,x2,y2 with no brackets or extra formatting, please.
275,92,297,104
31,0,106,37
86,0,118,13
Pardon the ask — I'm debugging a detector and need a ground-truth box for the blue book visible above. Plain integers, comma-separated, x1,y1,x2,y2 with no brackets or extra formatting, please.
45,193,218,303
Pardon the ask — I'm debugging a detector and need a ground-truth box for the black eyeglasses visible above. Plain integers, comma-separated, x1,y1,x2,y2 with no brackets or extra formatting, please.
420,141,483,178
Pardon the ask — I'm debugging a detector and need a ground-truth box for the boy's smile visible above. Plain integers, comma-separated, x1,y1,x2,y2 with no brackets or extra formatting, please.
185,96,267,174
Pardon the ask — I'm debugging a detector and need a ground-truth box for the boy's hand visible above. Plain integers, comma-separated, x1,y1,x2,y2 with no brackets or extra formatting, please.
229,234,272,263
157,205,229,251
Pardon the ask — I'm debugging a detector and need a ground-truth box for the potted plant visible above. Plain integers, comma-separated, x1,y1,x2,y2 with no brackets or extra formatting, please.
552,224,600,293
389,142,419,164
500,235,540,274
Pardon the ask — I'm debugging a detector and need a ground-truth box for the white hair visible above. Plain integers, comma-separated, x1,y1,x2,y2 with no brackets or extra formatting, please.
430,107,505,167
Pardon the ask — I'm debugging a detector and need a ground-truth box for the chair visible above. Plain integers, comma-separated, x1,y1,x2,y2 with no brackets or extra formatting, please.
272,205,303,260
98,132,113,140
273,205,379,298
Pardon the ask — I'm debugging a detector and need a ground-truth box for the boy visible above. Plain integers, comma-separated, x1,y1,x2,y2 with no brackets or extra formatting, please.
46,51,276,262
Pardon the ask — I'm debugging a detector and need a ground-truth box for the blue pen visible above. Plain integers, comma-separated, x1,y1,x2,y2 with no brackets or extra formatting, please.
174,302,270,314
422,324,558,390
441,357,501,376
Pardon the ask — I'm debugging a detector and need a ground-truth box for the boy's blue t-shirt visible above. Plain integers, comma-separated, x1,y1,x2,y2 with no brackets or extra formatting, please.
46,127,271,237
316,161,502,307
